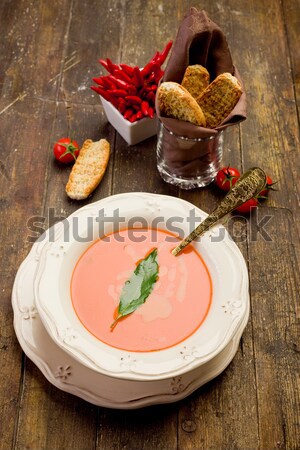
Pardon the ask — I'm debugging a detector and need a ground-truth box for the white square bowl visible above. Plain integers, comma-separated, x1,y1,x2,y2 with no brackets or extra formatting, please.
100,96,158,146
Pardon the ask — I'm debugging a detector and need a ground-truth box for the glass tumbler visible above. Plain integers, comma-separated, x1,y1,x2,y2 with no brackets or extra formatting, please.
156,121,224,189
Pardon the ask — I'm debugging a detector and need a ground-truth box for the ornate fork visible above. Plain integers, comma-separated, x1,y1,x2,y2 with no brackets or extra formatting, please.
172,167,266,256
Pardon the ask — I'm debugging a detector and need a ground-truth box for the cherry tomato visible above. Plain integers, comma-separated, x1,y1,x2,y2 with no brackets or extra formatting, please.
215,166,241,191
259,175,275,197
235,198,259,214
53,138,80,163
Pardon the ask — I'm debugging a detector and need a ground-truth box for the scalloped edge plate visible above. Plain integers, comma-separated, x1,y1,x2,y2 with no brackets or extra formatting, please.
33,193,249,380
12,221,249,408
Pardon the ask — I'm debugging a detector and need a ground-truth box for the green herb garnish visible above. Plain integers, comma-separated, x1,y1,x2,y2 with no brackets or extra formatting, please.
110,248,159,330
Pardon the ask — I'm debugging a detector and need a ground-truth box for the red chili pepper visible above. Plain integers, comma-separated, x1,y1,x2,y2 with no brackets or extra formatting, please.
147,62,160,82
143,85,152,93
124,108,134,120
120,64,135,76
146,91,156,103
100,76,117,90
108,89,127,97
91,86,119,108
149,69,163,83
127,85,137,95
94,76,108,88
129,113,138,123
156,40,173,66
141,101,149,116
148,106,155,119
146,51,159,66
152,51,160,63
133,66,144,87
98,59,109,71
118,98,127,113
141,61,159,78
147,72,156,83
91,86,112,103
92,77,105,87
125,95,142,104
106,58,119,73
91,85,105,96
138,86,148,97
93,43,171,112
107,75,130,90
114,69,133,84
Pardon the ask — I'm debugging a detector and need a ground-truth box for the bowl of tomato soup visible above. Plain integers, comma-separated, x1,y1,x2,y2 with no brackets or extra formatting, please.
71,228,212,352
34,192,249,401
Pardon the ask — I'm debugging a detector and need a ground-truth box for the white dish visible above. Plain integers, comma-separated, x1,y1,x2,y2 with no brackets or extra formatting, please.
33,193,249,381
100,96,158,145
12,221,249,408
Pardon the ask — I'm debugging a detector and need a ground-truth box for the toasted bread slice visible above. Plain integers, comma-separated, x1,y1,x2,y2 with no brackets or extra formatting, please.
197,73,242,128
157,82,206,127
66,139,110,200
181,65,210,99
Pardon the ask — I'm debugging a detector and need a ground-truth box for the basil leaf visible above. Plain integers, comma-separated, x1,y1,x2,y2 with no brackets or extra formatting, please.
110,248,159,330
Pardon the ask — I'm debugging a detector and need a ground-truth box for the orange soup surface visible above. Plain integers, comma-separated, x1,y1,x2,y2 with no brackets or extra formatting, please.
71,228,212,352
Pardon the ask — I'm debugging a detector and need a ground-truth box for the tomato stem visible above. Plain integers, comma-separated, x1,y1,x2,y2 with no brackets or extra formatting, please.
58,141,78,161
221,166,238,191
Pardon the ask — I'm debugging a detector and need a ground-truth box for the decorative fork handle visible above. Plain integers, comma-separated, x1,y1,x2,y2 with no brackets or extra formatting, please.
172,167,266,256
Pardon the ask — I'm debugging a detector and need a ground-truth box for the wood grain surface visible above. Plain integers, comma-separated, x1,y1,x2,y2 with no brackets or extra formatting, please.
0,1,299,449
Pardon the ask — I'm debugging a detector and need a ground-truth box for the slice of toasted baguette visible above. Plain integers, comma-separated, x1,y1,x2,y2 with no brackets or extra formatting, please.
181,65,210,99
157,82,206,127
66,139,110,200
197,73,242,128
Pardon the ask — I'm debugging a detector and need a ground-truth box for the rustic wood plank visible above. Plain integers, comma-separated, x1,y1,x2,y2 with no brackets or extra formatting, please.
97,404,178,450
0,0,73,104
282,0,300,116
59,0,126,105
226,0,300,448
112,134,178,195
0,276,24,450
0,97,56,450
15,359,97,450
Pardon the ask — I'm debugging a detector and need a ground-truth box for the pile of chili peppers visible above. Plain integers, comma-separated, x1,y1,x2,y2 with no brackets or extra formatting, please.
91,41,173,123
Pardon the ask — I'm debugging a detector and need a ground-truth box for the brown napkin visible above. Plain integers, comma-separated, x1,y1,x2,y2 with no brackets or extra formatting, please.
155,8,246,177
158,8,246,136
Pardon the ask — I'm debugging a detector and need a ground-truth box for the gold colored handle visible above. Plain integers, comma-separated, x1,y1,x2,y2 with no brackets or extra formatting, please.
172,167,266,256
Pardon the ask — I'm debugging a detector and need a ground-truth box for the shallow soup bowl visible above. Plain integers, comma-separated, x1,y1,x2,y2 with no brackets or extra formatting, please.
33,192,249,406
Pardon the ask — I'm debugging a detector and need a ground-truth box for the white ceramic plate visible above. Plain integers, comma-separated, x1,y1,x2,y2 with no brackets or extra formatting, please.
12,223,249,408
33,193,249,381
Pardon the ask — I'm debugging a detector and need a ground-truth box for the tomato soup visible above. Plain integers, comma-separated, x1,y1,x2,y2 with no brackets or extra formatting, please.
71,228,212,352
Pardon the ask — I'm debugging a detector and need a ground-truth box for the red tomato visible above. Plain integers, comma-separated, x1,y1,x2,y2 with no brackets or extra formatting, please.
215,166,241,191
53,138,80,163
259,175,274,197
235,198,259,214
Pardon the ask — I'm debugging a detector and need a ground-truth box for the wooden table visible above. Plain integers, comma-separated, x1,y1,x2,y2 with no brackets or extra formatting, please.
1,1,299,449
